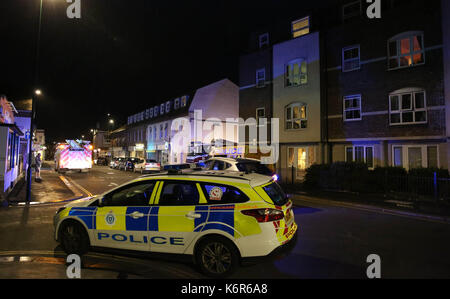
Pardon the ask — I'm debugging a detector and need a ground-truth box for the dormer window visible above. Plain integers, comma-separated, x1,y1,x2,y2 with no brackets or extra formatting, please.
259,33,269,48
291,16,310,38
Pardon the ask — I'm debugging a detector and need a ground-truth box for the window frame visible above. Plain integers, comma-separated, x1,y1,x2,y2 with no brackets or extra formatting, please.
291,16,310,39
285,58,308,87
259,32,269,48
389,89,427,126
285,102,307,130
342,0,362,21
342,45,361,72
345,145,375,169
387,32,425,71
101,180,156,207
343,94,362,122
256,68,266,88
156,180,201,206
391,144,440,169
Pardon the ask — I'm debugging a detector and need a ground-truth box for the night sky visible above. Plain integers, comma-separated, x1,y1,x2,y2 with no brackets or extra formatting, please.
0,0,336,143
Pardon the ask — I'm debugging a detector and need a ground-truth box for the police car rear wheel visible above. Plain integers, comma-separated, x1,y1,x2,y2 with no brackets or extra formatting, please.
196,237,238,277
60,221,89,255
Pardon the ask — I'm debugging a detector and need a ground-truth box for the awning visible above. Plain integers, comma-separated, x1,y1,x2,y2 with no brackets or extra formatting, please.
0,123,24,136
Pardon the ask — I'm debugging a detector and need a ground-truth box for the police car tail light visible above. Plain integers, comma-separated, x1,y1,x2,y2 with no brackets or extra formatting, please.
241,208,284,223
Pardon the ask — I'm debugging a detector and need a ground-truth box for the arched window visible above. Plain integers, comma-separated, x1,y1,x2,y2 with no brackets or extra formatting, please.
389,88,427,125
388,31,425,70
285,102,307,130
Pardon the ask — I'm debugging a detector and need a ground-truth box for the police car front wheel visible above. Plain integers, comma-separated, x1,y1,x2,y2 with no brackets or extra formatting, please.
195,236,239,278
60,221,90,255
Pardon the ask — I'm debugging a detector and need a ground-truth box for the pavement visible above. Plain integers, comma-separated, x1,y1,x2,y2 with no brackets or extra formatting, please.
7,169,81,206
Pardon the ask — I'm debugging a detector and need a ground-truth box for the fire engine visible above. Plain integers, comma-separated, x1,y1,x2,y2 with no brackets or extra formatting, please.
55,140,93,173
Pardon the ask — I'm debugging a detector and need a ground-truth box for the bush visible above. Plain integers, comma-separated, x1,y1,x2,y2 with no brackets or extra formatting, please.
304,162,370,193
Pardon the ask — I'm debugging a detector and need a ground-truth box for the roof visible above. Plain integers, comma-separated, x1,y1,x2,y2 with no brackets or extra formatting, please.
12,99,32,111
138,170,273,188
207,157,261,164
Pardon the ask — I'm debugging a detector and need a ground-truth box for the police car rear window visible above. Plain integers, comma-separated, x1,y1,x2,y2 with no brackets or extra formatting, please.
200,183,249,204
262,182,288,206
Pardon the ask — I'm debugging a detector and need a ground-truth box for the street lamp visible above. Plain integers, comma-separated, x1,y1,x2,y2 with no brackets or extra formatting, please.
25,89,41,202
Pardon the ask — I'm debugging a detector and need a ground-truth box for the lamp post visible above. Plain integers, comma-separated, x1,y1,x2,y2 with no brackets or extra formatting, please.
26,0,44,202
25,89,41,202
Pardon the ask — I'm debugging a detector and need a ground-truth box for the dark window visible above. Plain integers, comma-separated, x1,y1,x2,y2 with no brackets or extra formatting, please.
262,182,288,206
236,162,272,175
201,183,249,204
159,182,199,206
211,161,226,170
103,182,155,207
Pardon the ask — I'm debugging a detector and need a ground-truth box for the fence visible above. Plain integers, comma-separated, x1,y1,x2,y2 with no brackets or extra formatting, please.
278,166,450,202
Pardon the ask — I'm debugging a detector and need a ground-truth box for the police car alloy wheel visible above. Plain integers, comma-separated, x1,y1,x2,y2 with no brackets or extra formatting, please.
196,236,239,277
60,221,90,255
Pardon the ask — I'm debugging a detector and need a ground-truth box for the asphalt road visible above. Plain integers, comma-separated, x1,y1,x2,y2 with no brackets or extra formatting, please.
0,165,449,279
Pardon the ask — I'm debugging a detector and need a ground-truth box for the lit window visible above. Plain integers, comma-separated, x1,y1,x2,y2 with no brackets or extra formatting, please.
259,33,269,48
181,96,188,107
342,1,362,21
256,68,266,88
160,103,165,115
166,101,171,113
149,108,153,118
285,59,307,86
345,145,374,169
342,45,360,72
291,17,310,38
343,95,362,121
388,32,425,70
285,103,307,130
149,127,152,140
389,89,427,125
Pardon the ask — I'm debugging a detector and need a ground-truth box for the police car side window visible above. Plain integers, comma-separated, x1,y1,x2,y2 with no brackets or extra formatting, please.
159,182,199,206
103,182,155,207
200,183,249,204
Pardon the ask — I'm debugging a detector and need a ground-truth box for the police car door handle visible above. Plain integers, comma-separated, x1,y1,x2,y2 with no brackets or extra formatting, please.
185,211,201,219
129,211,145,219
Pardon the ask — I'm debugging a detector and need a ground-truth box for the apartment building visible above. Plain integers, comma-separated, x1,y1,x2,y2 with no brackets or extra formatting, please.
239,0,449,177
326,0,446,170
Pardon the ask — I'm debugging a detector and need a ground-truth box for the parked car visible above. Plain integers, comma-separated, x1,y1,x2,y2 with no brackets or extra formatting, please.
134,159,161,174
204,157,278,180
124,158,141,171
95,157,108,166
163,163,197,171
110,157,124,169
117,159,128,170
186,152,209,163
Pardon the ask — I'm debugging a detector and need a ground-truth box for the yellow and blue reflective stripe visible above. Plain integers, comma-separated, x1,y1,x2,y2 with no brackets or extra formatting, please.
125,207,150,231
68,207,97,229
149,206,159,231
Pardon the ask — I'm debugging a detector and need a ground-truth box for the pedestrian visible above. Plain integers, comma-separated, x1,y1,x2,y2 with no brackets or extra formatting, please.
35,152,42,182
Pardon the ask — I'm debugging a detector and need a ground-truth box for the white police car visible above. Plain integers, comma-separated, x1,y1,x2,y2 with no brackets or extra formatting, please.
54,170,297,277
